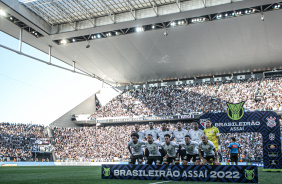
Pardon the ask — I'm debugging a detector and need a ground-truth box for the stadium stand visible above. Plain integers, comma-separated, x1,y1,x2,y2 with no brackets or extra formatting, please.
91,78,282,119
0,123,48,161
1,77,282,163
1,122,281,163
52,77,282,162
52,122,282,163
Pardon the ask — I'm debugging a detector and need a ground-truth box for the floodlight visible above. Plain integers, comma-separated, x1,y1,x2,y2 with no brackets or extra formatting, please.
0,9,6,16
136,27,143,32
60,39,67,44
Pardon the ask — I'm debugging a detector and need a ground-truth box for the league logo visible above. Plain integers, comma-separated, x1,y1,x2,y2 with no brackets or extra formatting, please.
227,102,245,121
269,133,275,141
244,169,255,180
103,168,111,177
266,117,276,128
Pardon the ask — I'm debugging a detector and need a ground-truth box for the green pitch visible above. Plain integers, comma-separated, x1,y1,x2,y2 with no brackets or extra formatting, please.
0,166,280,184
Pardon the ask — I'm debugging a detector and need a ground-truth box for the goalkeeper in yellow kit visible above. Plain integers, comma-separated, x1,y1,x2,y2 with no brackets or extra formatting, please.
204,119,221,152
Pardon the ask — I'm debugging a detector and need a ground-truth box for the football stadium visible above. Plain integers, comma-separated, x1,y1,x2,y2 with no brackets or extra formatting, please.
0,0,282,183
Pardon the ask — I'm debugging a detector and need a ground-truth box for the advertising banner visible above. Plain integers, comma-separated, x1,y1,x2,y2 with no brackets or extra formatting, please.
199,103,281,170
102,164,258,183
96,114,193,123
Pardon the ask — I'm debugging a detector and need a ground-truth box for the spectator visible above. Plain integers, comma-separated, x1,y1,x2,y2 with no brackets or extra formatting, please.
91,78,282,119
0,123,48,161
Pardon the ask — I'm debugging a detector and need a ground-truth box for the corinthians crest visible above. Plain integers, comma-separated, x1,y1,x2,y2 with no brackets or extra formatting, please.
269,133,275,141
266,117,276,128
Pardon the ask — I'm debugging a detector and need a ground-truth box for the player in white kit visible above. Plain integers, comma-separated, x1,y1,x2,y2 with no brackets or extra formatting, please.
188,121,204,165
180,135,199,165
128,132,146,164
198,135,219,165
144,134,163,165
158,122,173,144
144,122,159,159
172,122,189,165
161,134,179,165
144,122,159,140
158,122,173,158
134,124,145,140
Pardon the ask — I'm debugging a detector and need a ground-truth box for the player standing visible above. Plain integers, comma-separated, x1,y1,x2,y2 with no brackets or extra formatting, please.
204,119,221,152
144,122,159,141
144,122,160,159
158,122,173,144
134,124,145,140
227,137,240,165
172,122,189,165
189,121,204,164
158,122,173,158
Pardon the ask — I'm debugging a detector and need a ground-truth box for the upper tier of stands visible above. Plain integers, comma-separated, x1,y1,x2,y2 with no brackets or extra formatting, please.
91,78,282,119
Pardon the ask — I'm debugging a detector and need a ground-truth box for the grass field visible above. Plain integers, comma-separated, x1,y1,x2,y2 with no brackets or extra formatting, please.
0,166,281,184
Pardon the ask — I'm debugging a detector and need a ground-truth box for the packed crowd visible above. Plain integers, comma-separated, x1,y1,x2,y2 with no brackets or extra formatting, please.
0,123,48,161
53,125,134,162
91,78,282,119
184,124,265,162
221,132,263,162
1,77,282,163
1,121,281,162
52,122,282,162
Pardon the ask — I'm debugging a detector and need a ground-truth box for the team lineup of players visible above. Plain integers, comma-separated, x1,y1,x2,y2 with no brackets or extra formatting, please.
128,120,241,165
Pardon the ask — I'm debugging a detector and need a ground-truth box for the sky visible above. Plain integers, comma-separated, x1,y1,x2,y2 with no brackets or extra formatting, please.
0,31,103,126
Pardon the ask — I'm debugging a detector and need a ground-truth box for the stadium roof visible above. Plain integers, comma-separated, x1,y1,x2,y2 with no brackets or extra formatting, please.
19,0,238,26
1,0,282,86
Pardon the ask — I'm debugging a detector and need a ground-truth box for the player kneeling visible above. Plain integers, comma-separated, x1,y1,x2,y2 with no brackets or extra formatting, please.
144,134,163,165
198,135,219,165
180,135,199,165
161,134,179,165
128,132,146,164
